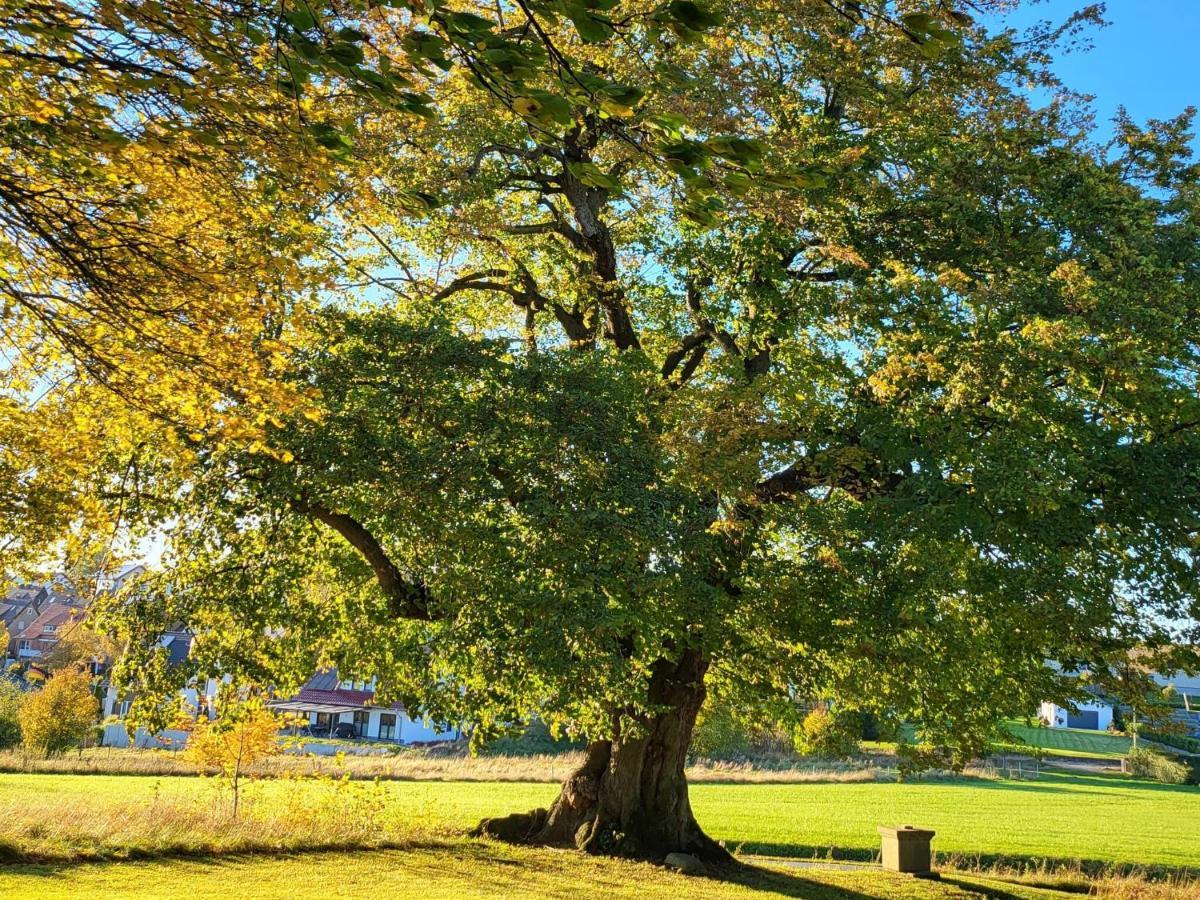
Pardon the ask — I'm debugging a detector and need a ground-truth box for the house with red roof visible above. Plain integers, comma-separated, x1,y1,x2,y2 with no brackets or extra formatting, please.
14,599,85,660
271,670,461,744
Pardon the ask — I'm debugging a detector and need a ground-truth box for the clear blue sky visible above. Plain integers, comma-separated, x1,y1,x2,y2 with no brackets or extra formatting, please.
988,0,1200,147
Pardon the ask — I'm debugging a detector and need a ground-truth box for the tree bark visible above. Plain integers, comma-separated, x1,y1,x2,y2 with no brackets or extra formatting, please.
473,649,730,863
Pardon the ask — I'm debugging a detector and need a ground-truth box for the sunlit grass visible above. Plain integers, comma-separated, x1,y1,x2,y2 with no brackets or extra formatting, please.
0,769,1196,873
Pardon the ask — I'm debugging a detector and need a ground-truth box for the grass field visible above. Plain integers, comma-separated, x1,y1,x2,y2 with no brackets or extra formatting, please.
999,722,1133,760
0,770,1196,873
0,842,1109,900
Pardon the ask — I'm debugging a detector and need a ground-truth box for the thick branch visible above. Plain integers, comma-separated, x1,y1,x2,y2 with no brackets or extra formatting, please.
755,447,906,504
661,330,710,382
302,502,432,621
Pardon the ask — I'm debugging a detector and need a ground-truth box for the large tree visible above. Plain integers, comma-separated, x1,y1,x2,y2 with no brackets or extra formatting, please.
16,0,1200,862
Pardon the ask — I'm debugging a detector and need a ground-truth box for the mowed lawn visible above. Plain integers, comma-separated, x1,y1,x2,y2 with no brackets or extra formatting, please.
0,770,1196,870
0,844,1071,900
1000,722,1133,760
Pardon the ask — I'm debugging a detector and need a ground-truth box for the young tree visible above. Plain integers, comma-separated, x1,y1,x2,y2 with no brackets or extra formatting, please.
184,695,284,819
31,0,1200,862
42,624,114,675
19,667,98,757
0,678,22,749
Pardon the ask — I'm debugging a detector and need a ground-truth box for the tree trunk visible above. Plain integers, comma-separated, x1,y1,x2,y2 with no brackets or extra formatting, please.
473,649,730,863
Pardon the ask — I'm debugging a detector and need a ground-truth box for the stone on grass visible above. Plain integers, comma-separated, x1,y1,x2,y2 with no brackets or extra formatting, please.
664,852,707,876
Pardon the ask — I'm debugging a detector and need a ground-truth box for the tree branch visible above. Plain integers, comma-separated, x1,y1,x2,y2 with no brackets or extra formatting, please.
299,501,432,621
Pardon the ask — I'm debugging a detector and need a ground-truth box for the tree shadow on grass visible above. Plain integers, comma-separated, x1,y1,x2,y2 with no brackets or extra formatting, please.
2,843,885,899
717,862,880,899
731,842,1200,884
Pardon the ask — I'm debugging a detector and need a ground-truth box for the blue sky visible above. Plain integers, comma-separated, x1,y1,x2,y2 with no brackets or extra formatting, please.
988,0,1200,148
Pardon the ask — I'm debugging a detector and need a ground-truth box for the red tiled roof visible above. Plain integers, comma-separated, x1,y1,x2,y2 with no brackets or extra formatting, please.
16,602,84,641
295,687,405,711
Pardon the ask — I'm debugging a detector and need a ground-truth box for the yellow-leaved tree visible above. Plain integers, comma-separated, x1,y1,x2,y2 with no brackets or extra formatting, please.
185,695,283,818
18,666,98,757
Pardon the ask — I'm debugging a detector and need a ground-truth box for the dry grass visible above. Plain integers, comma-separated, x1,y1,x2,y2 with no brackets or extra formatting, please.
0,746,1011,785
0,775,444,863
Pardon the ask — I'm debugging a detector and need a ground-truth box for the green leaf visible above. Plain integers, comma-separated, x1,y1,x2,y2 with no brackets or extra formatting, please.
327,42,366,67
663,1,722,34
442,11,495,40
402,31,451,71
901,13,934,33
307,122,352,152
566,161,624,192
513,91,574,127
564,5,614,43
283,7,316,31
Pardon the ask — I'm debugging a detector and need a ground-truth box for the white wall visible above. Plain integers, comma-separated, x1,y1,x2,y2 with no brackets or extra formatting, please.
1040,699,1113,731
303,707,458,743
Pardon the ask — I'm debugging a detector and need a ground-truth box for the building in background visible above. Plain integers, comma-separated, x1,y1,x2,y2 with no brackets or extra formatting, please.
271,670,460,745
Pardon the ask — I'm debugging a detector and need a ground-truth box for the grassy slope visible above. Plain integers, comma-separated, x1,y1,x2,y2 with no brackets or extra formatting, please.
0,844,1083,900
999,723,1132,760
1,770,1196,871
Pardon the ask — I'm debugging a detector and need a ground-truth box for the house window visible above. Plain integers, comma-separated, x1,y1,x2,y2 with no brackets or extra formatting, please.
18,640,29,650
353,710,370,738
315,712,332,734
378,713,397,740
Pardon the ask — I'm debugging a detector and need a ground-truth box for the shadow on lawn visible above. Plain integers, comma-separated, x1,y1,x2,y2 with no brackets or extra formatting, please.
734,840,1200,883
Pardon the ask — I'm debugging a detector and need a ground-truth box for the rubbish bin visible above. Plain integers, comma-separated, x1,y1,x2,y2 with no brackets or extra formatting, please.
877,825,936,876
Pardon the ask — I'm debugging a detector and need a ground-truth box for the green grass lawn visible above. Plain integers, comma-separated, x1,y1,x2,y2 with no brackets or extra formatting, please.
0,770,1195,872
0,844,1080,900
998,722,1132,760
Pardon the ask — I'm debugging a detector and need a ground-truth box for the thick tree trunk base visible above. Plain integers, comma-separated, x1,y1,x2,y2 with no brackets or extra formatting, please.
472,651,731,865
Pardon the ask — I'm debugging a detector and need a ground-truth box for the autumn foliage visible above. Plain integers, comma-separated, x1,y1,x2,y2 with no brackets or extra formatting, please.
185,697,284,817
18,667,98,757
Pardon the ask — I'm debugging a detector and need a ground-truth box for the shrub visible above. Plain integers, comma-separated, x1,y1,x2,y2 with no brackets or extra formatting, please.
0,679,23,749
482,720,583,757
185,696,284,817
691,701,751,760
793,706,859,759
1127,749,1190,785
1144,731,1200,755
18,667,98,756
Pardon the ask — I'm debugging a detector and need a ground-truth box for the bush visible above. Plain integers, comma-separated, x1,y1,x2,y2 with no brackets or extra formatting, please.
186,696,284,817
482,720,584,757
691,701,751,760
0,679,23,749
1144,730,1200,755
18,667,98,756
1127,749,1190,785
793,706,859,759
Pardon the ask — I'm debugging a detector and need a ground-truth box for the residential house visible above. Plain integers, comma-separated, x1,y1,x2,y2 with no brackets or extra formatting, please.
1039,693,1115,731
2,584,48,662
271,670,461,745
13,597,85,661
100,631,220,749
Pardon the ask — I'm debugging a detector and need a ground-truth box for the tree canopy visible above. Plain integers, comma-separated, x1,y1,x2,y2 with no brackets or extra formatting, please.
6,0,1200,860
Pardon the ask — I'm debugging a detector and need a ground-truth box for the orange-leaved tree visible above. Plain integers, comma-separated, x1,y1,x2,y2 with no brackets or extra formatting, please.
185,694,284,818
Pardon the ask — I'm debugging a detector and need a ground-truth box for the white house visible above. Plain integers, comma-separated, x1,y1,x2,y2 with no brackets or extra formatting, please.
100,632,222,749
1038,698,1114,731
269,670,461,745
